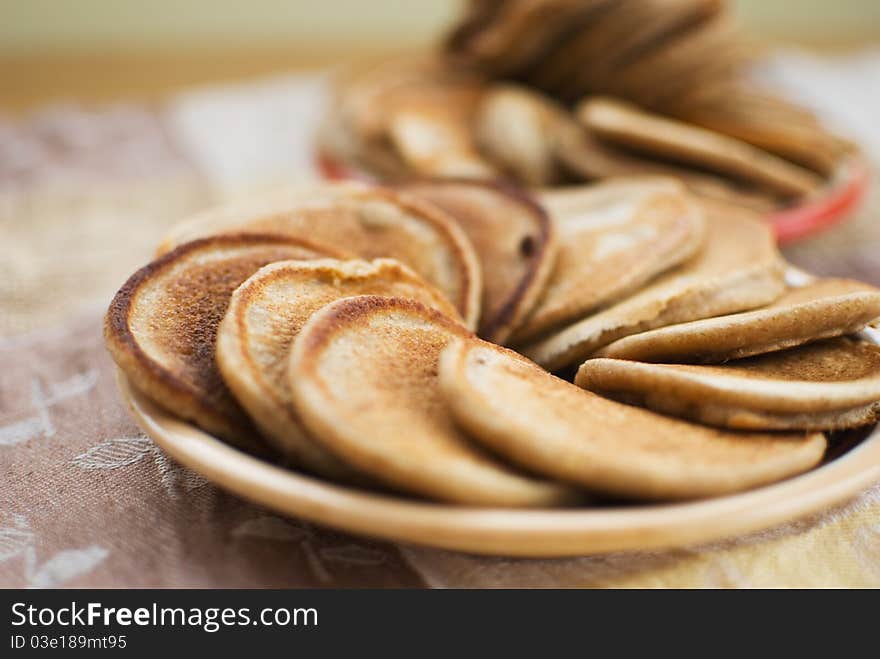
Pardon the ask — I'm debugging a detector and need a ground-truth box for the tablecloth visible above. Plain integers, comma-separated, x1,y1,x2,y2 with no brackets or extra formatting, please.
2,50,879,588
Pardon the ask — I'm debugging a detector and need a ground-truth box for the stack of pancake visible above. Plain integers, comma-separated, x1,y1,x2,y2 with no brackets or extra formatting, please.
321,0,853,212
106,179,880,505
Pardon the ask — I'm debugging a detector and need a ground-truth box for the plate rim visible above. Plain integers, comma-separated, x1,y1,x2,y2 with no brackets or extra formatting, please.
118,371,880,558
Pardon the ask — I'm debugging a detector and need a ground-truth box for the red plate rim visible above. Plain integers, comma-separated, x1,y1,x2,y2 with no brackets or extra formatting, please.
768,156,869,243
315,151,869,245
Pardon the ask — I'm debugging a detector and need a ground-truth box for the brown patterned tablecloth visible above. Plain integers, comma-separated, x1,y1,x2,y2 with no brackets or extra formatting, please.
1,61,879,588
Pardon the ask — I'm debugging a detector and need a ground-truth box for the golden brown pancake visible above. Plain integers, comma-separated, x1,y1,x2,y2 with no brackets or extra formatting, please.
539,0,723,102
577,336,880,431
157,182,483,329
321,58,445,181
287,296,578,506
527,0,642,95
650,35,752,112
591,0,727,94
677,86,848,176
386,82,497,180
400,179,557,343
332,56,476,145
510,178,705,344
597,278,880,363
440,337,826,500
474,84,564,185
325,56,497,181
104,234,343,452
216,258,461,476
450,0,608,77
577,97,823,198
552,113,779,211
447,0,745,114
522,209,785,371
608,9,739,108
318,95,409,183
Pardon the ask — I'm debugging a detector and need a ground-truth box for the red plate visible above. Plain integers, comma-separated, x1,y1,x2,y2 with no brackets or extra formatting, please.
315,151,869,245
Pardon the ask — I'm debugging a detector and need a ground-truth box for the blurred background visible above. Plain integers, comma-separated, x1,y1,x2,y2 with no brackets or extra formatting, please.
3,0,880,111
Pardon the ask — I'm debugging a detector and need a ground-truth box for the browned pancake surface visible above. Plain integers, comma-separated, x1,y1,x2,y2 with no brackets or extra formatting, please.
727,337,880,383
105,234,341,450
440,337,826,500
217,258,460,474
158,182,482,329
598,278,880,363
401,180,556,343
577,338,880,430
522,209,785,371
578,97,823,198
474,84,564,185
288,296,577,506
512,178,704,344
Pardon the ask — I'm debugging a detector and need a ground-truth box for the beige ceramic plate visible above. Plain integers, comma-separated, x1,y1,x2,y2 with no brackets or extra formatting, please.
117,353,880,558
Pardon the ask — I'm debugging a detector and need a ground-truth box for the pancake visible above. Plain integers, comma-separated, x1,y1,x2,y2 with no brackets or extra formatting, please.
509,178,705,345
287,296,577,506
470,84,775,211
439,337,826,500
323,57,472,181
332,56,476,145
682,109,844,178
544,0,723,102
104,234,343,452
552,114,779,211
522,209,785,371
474,84,564,186
608,10,739,108
528,0,648,95
451,0,609,76
584,0,726,93
216,258,461,476
597,278,880,363
385,81,497,179
577,97,823,198
318,93,410,183
327,56,499,181
157,182,482,329
577,337,880,431
677,87,847,176
400,180,557,343
649,35,752,112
